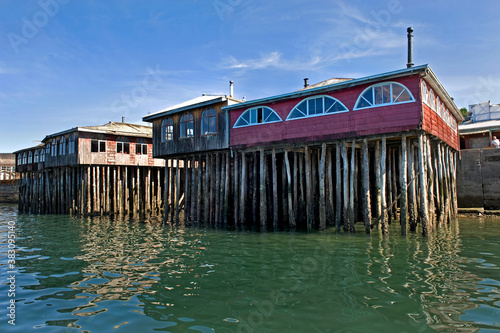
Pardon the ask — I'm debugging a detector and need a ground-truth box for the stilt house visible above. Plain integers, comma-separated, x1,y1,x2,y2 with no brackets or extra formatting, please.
15,121,165,216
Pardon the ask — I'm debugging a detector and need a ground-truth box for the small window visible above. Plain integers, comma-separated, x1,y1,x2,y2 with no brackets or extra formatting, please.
161,118,174,141
91,140,106,153
354,82,415,110
201,108,217,135
234,106,282,127
45,143,50,157
51,139,57,157
117,142,130,154
17,154,22,165
59,136,66,156
40,149,45,162
22,152,27,165
68,134,75,154
34,150,39,163
27,151,33,164
180,113,194,138
135,143,148,155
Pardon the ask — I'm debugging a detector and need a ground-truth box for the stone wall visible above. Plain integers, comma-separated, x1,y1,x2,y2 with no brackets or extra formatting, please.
0,179,19,203
457,148,500,210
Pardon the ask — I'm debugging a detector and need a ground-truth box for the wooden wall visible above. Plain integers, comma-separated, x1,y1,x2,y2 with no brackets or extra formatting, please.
230,76,422,148
151,100,230,157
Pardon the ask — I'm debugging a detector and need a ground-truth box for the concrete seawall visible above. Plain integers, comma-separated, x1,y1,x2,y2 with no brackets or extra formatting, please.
457,148,500,210
0,179,19,203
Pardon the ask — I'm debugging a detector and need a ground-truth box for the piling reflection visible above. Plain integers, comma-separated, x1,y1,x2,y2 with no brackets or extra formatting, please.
2,207,499,332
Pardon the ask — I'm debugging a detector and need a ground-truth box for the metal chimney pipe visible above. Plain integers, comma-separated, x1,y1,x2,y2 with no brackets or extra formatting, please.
304,78,309,88
122,116,125,123
229,81,234,98
407,27,414,68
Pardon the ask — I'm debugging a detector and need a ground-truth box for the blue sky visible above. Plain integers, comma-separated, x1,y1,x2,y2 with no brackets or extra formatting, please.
1,0,499,152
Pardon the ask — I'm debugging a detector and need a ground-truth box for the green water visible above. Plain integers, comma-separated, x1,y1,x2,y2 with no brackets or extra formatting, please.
0,203,499,333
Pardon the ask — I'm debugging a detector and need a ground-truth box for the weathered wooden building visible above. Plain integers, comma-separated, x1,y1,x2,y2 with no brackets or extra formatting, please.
15,121,165,216
143,93,243,225
146,65,463,235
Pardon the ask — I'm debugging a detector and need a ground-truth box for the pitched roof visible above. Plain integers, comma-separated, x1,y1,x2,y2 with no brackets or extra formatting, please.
42,122,152,142
459,119,500,135
299,78,353,90
143,95,243,121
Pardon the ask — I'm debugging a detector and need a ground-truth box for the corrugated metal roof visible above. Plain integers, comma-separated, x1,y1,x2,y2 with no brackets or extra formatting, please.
42,122,152,142
143,95,243,121
299,78,353,90
459,119,500,135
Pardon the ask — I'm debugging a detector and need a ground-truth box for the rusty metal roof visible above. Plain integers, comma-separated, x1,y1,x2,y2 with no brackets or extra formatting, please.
42,121,152,142
143,95,243,121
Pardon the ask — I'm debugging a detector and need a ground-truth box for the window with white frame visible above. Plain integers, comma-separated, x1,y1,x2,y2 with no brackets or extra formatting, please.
51,139,58,157
180,113,194,138
117,141,130,154
354,82,414,110
68,134,75,154
234,106,282,127
22,152,27,164
161,118,173,142
27,151,32,164
287,96,348,120
91,139,106,153
201,108,217,134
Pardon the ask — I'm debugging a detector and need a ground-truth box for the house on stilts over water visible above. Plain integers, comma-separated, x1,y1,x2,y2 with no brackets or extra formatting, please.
144,64,463,235
15,121,165,216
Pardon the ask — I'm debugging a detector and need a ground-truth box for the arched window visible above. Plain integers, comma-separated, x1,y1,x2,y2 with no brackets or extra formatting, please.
17,154,22,165
428,89,435,110
201,108,217,135
22,152,27,164
28,151,32,164
45,143,50,157
40,149,45,162
287,95,348,120
161,118,174,142
421,81,428,104
51,139,57,157
354,82,414,110
68,134,75,154
234,106,282,127
180,113,194,138
59,136,66,156
34,150,39,163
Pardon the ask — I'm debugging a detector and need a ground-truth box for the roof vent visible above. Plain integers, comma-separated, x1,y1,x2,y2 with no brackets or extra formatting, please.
304,78,309,88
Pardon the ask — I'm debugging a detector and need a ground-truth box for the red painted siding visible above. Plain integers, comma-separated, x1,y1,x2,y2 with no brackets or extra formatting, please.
230,76,423,148
421,102,460,150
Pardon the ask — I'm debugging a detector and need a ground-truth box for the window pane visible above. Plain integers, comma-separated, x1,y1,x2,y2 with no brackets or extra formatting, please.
136,144,141,154
361,89,373,106
382,84,391,103
289,108,305,119
308,99,316,115
117,142,123,153
91,140,98,153
142,144,148,155
99,141,106,152
392,84,404,102
209,117,217,133
266,113,280,122
250,109,257,124
124,143,130,154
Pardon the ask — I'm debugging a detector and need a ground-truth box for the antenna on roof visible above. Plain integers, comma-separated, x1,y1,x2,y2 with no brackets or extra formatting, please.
407,27,414,68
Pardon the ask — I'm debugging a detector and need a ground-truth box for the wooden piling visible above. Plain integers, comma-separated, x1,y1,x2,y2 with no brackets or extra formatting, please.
362,138,371,234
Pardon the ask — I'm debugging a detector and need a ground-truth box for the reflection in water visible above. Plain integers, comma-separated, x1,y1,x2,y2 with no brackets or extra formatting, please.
0,203,499,332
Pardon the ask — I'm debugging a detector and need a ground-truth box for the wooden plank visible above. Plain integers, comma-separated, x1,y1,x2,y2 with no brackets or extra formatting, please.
272,149,278,229
400,135,408,235
319,143,327,230
341,141,349,231
418,133,429,236
335,143,341,231
304,145,313,231
259,149,266,230
362,138,371,234
284,149,296,229
380,136,388,234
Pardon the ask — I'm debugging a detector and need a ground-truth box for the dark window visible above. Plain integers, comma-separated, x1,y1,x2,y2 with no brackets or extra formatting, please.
201,108,217,135
180,113,194,138
91,140,99,153
135,143,148,155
